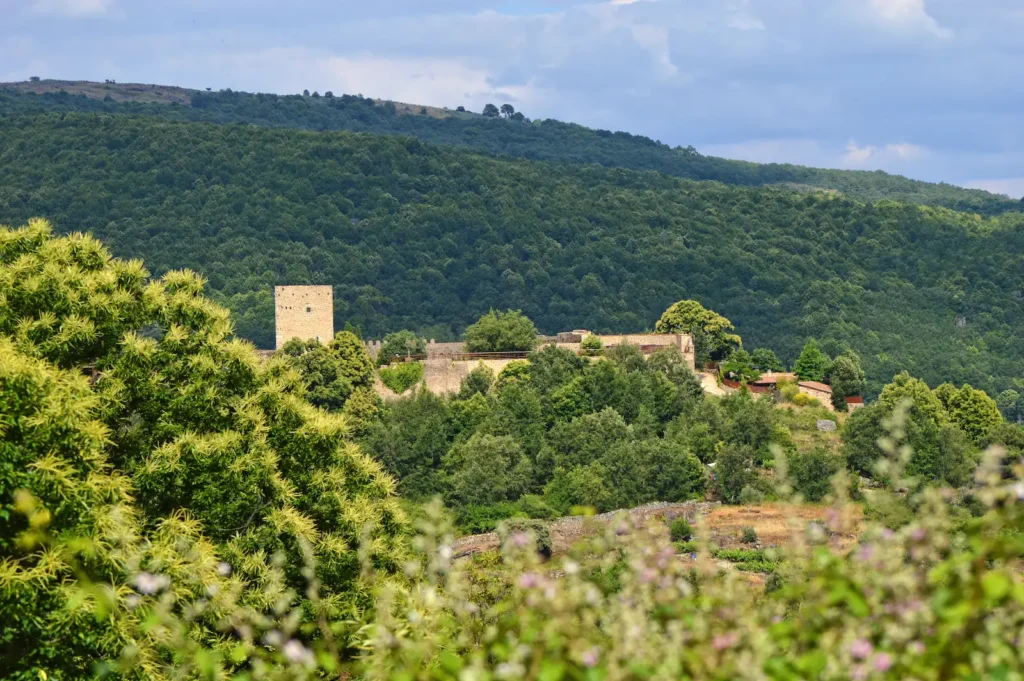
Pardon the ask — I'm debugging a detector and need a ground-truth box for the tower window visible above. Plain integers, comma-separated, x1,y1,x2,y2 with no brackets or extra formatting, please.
306,306,312,313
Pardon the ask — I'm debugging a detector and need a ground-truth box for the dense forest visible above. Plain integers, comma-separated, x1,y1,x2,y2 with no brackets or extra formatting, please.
1,113,1022,396
2,85,1022,215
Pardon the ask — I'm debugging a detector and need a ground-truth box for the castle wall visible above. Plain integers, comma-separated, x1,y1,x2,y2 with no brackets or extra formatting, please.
274,286,334,350
375,358,518,400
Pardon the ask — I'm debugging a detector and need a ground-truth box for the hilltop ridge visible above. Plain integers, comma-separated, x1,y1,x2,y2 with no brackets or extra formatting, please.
2,79,1020,215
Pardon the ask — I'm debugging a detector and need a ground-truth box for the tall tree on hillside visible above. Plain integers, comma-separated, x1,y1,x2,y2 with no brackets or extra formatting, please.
482,103,499,117
655,300,740,361
465,309,538,353
825,352,866,411
750,348,784,372
500,103,516,119
793,339,831,382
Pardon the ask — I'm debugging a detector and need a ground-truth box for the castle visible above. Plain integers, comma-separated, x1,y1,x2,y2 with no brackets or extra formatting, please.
274,285,334,349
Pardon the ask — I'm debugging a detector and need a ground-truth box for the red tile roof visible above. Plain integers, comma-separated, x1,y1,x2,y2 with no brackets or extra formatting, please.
799,381,833,393
845,396,864,404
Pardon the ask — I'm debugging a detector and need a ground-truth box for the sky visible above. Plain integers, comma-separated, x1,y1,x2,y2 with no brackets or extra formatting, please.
2,0,1023,197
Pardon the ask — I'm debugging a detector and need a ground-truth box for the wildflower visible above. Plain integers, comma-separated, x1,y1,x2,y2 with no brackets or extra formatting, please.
640,567,658,584
563,560,579,575
264,630,285,647
282,640,314,666
518,572,541,589
851,665,867,681
856,545,875,562
134,572,170,595
217,562,232,577
712,631,739,651
908,641,925,655
581,648,600,667
910,527,926,542
873,653,892,672
1014,482,1024,500
439,545,453,560
124,594,142,610
511,532,530,548
850,639,873,660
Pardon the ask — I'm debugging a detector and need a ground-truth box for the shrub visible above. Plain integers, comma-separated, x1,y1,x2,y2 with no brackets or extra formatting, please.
377,330,426,366
791,391,819,407
454,502,524,534
741,526,758,544
580,334,603,356
379,361,424,394
789,448,842,502
668,517,693,542
464,309,538,352
738,485,765,508
497,518,552,558
459,362,495,398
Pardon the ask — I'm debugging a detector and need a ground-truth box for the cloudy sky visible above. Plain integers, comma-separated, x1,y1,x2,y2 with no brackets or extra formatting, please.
3,0,1022,196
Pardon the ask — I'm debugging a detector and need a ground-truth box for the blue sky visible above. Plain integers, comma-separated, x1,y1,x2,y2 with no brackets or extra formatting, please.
3,0,1023,197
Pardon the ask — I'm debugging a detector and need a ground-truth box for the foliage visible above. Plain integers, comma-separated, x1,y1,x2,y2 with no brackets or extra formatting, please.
668,517,693,542
455,363,492,399
713,444,757,504
655,299,740,360
720,348,761,384
4,87,1020,216
379,361,424,394
996,388,1022,423
788,448,842,502
825,352,866,411
464,310,538,353
277,333,375,411
741,526,759,544
494,360,532,391
543,465,612,515
940,383,1004,442
442,434,532,507
377,330,426,366
580,333,603,356
496,518,552,558
0,221,409,677
738,485,765,508
793,339,831,382
750,348,784,372
1,116,1022,395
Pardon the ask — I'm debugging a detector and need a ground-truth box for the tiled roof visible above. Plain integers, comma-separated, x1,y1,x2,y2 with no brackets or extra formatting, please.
799,381,833,393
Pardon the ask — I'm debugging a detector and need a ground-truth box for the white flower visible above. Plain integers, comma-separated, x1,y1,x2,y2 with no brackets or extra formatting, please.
1014,482,1024,500
124,594,142,610
563,560,580,575
134,572,170,595
439,545,453,560
217,562,232,577
282,639,314,666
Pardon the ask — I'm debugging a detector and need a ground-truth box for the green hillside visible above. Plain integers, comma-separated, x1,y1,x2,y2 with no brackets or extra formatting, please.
1,113,1022,396
2,82,1021,214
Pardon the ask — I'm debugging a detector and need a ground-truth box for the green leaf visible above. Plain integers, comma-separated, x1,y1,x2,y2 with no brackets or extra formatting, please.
982,572,1011,602
539,660,566,681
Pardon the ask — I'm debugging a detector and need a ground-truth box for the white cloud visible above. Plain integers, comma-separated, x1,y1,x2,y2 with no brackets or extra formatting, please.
861,0,953,38
963,178,1024,199
843,141,928,165
28,0,113,17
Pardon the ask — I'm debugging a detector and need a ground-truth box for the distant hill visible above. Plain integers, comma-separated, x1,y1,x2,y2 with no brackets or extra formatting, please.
2,80,1020,215
1,113,1022,396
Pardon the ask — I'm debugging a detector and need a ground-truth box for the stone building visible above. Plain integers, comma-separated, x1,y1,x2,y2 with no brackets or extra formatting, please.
274,285,334,350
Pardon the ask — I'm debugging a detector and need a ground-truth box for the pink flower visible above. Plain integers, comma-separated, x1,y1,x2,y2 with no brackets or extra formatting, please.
581,648,600,667
910,527,926,542
908,641,925,655
873,653,892,672
640,568,658,584
850,639,873,660
511,532,530,547
851,665,867,681
518,572,541,589
712,631,739,651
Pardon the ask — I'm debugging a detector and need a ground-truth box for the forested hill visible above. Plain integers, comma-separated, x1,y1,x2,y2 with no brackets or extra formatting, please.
1,113,1022,396
2,81,1021,216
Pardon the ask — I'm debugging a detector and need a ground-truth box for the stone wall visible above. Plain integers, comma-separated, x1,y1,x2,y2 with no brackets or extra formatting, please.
274,286,334,350
375,357,518,400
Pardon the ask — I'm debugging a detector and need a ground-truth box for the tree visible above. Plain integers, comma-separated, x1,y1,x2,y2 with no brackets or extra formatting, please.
543,464,611,514
996,389,1022,423
303,89,310,96
482,103,499,117
464,309,538,352
459,362,495,398
0,221,408,669
456,105,466,112
793,339,831,382
510,112,526,122
443,434,532,506
789,448,841,502
825,352,865,411
942,384,1003,442
720,348,761,385
655,300,740,361
580,334,603,356
713,444,756,504
750,348,784,372
500,104,516,119
278,338,357,410
378,329,427,365
600,439,705,510
877,371,948,426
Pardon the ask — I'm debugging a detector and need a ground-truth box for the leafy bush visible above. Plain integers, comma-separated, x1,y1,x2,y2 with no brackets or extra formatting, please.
741,526,759,544
379,360,424,394
738,485,765,508
789,448,842,502
791,391,820,407
580,334,603,356
668,517,693,542
497,518,553,558
464,309,538,353
377,329,426,366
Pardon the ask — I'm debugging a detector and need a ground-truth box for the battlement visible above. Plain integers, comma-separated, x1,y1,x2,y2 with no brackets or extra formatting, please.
274,286,334,349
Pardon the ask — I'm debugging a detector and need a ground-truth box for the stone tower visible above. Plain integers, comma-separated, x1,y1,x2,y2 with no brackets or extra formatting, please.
274,285,334,350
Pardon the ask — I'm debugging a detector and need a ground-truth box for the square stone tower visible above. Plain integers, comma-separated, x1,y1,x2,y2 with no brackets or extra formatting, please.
274,286,334,350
